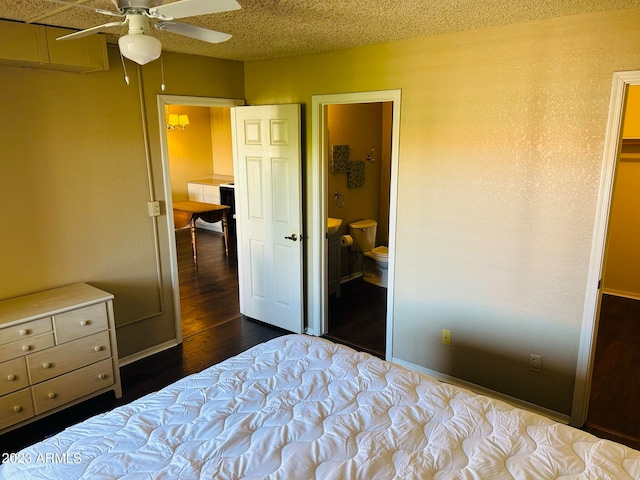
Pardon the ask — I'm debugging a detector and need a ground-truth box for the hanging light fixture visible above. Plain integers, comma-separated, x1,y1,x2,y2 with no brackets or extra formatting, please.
118,34,161,65
117,15,161,65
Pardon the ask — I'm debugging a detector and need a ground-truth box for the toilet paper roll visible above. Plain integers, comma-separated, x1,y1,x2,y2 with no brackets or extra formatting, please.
340,234,353,247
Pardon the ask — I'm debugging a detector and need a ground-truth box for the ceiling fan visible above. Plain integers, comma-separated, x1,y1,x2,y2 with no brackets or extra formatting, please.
51,0,241,65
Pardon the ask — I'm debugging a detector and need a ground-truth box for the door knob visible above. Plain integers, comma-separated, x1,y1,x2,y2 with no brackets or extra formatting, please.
284,233,298,241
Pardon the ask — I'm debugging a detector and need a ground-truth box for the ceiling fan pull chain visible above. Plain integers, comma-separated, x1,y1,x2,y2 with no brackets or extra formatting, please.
160,55,166,91
119,49,130,86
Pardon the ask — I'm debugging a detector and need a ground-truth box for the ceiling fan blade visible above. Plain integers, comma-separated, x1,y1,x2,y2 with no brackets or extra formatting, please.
150,0,240,20
154,21,231,43
56,20,126,40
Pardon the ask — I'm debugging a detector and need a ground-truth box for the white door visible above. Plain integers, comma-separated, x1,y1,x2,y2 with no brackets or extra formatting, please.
232,104,303,333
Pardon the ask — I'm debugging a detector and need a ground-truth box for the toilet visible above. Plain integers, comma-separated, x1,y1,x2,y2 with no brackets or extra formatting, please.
348,219,389,288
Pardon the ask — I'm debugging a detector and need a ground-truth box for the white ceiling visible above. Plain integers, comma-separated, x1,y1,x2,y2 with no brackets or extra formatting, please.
2,0,640,62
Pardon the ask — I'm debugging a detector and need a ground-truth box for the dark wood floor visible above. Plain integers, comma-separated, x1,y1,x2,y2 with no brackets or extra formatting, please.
325,277,387,358
175,228,241,338
177,228,387,357
584,294,640,450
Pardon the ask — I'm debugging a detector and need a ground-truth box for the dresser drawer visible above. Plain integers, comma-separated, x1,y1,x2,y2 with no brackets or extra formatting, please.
0,317,52,346
54,303,108,344
0,332,55,362
0,357,28,396
32,358,114,415
0,388,34,430
28,331,111,384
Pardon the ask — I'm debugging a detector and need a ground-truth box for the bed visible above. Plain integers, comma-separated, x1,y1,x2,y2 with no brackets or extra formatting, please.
1,334,639,479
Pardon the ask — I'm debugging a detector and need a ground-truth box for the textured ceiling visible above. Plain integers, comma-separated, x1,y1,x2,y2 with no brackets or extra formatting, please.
1,0,640,61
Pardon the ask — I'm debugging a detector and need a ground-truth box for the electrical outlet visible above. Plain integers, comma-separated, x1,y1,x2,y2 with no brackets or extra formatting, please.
441,329,451,346
529,354,541,373
147,201,161,217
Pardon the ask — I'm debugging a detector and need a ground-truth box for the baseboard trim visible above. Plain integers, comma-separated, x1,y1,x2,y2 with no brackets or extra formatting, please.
118,339,179,367
340,272,362,283
601,289,640,301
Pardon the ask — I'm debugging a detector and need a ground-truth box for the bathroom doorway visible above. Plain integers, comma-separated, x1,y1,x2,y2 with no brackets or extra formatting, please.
323,102,392,357
310,90,401,360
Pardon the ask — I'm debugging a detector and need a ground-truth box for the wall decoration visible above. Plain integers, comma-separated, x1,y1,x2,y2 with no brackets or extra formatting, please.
348,161,365,188
331,145,349,173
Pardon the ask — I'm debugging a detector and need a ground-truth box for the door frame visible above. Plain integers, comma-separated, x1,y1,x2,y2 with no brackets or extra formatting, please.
157,94,244,343
309,90,401,360
571,71,640,426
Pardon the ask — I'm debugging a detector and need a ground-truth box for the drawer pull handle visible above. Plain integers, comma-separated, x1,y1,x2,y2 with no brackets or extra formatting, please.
98,373,106,380
80,320,91,326
94,346,102,352
7,374,16,381
19,329,29,336
22,345,31,352
13,406,22,413
47,392,57,399
42,362,51,369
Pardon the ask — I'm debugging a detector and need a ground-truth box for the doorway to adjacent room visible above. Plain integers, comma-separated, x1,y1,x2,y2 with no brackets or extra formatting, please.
582,82,640,449
574,72,640,441
158,95,244,342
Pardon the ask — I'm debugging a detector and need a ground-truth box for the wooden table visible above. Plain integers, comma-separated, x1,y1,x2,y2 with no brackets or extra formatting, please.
173,201,231,265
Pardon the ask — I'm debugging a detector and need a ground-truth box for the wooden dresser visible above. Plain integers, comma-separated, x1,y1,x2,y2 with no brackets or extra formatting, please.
0,283,121,433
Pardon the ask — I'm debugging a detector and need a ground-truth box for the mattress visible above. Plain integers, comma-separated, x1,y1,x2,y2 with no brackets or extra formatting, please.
2,334,639,479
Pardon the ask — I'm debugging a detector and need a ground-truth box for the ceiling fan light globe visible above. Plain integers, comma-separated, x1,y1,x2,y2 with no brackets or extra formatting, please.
118,34,161,65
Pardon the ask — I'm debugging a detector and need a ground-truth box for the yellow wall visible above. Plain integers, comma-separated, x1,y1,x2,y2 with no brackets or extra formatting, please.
244,8,640,415
168,105,214,201
168,105,235,201
623,85,640,138
210,107,234,176
603,85,640,297
603,160,640,297
0,45,244,358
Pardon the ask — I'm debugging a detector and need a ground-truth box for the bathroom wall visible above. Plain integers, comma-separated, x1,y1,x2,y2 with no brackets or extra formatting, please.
379,102,393,247
327,103,385,276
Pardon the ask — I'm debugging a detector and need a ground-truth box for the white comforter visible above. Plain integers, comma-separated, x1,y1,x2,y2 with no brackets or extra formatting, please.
2,334,639,479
